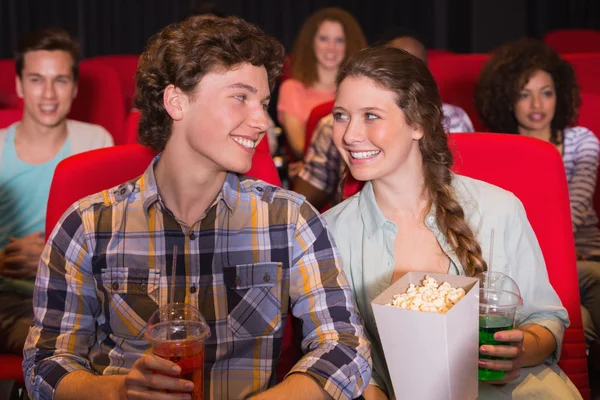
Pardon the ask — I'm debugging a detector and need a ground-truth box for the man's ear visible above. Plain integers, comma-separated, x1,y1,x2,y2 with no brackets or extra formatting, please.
15,76,23,99
163,84,187,121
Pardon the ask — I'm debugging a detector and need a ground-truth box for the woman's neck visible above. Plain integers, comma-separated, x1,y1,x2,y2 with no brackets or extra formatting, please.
314,65,337,91
518,126,552,142
372,159,430,222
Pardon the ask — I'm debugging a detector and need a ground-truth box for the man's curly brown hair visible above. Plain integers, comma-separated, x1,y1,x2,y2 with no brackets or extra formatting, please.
134,15,285,151
474,38,580,145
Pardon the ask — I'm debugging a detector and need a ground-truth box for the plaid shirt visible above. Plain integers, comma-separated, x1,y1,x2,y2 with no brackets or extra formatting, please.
298,104,475,205
23,158,371,400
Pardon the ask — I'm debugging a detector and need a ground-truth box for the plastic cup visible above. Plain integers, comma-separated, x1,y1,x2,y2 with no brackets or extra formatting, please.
476,272,523,381
146,303,211,399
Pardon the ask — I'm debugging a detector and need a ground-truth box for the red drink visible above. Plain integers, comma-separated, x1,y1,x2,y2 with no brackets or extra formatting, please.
146,305,210,400
153,335,205,399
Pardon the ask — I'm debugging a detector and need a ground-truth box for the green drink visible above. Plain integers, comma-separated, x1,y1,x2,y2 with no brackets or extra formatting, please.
477,272,522,382
478,315,513,381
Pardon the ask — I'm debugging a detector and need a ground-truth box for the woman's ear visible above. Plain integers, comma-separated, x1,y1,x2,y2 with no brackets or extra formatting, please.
412,126,425,140
163,84,188,121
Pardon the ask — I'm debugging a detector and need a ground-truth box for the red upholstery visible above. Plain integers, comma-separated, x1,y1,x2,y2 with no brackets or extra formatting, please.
0,108,22,129
87,55,139,112
123,110,141,145
0,354,24,385
428,54,490,131
0,59,126,144
564,53,600,96
281,55,293,83
343,133,589,398
305,100,334,155
545,29,600,54
426,49,455,59
579,92,600,222
0,59,20,109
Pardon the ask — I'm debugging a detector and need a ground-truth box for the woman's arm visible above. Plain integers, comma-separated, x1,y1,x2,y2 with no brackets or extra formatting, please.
566,128,600,232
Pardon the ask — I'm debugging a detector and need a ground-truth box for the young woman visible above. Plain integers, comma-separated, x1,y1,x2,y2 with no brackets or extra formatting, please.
325,46,577,399
277,7,366,161
475,38,600,358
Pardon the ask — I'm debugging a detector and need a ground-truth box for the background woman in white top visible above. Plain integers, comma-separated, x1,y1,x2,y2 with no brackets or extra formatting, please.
475,38,600,362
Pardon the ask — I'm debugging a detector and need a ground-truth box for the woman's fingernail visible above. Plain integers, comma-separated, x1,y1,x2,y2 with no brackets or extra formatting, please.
479,360,487,366
172,365,181,373
480,346,489,353
185,382,194,391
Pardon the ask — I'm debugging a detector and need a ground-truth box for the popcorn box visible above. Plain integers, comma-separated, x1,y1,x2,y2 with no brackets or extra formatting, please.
371,272,479,400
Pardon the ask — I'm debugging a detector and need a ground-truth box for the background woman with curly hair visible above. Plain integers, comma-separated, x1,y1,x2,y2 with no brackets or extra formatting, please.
277,7,367,161
475,37,600,363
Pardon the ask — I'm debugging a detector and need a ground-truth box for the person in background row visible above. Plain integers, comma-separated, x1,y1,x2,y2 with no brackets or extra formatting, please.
294,27,474,211
475,37,600,371
277,7,367,162
0,26,113,355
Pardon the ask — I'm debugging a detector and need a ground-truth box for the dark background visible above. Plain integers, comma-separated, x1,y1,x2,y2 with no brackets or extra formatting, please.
1,0,599,59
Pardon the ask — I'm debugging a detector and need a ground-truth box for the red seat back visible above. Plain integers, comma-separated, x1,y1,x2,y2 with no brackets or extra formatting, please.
0,59,21,109
545,29,600,54
87,55,139,112
305,100,334,155
344,133,589,398
564,53,600,96
0,108,22,129
428,54,490,131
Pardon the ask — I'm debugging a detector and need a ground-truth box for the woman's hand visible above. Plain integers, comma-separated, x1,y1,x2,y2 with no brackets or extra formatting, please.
479,329,525,384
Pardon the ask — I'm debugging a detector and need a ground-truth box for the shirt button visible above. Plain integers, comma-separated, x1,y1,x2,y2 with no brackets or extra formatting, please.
256,186,263,192
235,276,241,286
263,273,271,283
190,286,197,293
427,216,435,223
111,282,119,290
139,281,147,291
189,232,196,240
120,188,127,195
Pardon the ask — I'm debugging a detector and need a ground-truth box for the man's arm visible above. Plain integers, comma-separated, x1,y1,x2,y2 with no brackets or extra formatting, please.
281,201,371,400
0,231,45,279
22,206,102,399
293,178,331,211
249,373,331,400
295,114,340,210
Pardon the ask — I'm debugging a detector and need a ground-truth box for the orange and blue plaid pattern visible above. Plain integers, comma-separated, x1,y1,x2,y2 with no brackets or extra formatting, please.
23,158,371,400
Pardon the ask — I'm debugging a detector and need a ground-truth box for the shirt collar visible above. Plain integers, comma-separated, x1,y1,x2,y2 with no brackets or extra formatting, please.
358,181,390,238
140,154,241,214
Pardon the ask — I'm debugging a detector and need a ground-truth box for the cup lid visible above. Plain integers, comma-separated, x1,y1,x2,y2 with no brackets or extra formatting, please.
476,271,523,309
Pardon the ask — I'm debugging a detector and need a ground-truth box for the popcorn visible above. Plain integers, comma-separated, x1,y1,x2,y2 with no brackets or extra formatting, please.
385,275,466,314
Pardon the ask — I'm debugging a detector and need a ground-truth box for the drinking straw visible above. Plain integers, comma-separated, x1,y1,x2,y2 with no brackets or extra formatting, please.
168,245,178,340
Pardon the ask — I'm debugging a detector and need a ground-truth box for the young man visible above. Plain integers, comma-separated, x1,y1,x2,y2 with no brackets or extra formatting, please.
294,29,474,210
23,16,370,400
0,27,113,355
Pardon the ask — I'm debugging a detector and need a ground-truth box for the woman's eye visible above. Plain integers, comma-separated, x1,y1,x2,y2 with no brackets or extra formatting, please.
518,92,529,99
333,112,348,122
234,95,246,101
366,113,379,120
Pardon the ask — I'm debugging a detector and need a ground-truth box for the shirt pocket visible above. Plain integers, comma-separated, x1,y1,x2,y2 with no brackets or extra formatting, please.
99,267,161,340
223,262,283,339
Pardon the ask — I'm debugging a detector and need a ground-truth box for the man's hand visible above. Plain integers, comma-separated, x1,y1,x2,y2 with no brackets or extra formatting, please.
124,354,195,399
0,231,45,279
